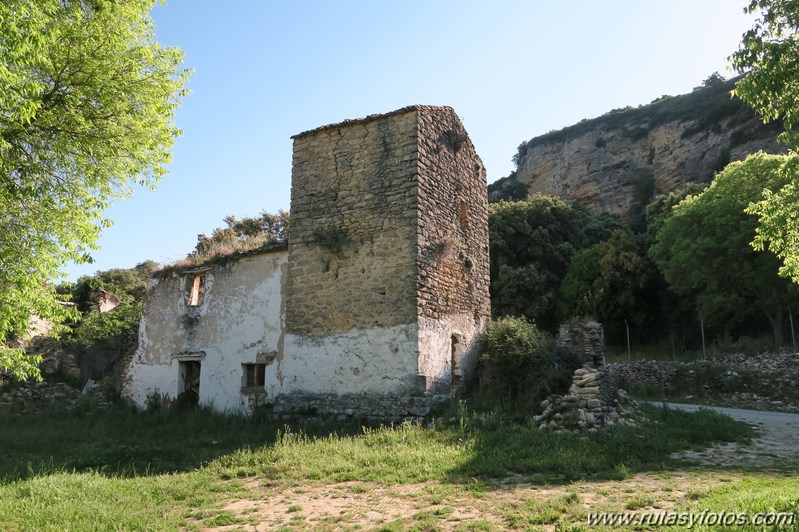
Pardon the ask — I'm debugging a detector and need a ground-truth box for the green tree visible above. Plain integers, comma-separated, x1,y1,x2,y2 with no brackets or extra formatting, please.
70,261,158,313
193,209,289,261
478,316,579,411
488,194,622,330
0,0,189,379
558,230,652,326
645,183,708,247
732,0,799,283
649,153,797,341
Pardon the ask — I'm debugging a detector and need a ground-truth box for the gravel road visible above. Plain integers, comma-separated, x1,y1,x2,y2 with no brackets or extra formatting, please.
663,402,799,469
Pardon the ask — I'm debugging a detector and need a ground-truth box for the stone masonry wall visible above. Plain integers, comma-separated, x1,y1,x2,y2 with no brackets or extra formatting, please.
286,110,420,335
415,107,491,322
415,107,491,387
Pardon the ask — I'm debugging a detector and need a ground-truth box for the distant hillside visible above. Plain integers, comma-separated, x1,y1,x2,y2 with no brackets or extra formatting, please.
489,77,786,226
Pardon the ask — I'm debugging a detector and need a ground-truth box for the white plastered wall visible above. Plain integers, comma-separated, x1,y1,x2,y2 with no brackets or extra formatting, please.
124,251,287,412
279,323,419,396
417,314,487,391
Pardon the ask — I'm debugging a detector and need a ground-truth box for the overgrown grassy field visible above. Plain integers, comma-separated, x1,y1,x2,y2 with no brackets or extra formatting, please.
0,401,796,530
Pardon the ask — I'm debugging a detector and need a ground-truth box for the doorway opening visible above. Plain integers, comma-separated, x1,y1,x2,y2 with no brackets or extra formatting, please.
177,360,201,408
450,334,464,389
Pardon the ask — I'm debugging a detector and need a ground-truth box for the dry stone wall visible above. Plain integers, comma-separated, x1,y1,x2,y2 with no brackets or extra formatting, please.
539,321,638,432
534,366,638,433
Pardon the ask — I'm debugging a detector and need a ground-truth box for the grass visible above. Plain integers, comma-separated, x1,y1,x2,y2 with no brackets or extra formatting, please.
679,476,799,531
0,398,773,530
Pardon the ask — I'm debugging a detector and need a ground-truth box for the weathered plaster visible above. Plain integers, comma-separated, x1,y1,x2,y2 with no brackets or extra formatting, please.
279,324,419,396
124,250,287,412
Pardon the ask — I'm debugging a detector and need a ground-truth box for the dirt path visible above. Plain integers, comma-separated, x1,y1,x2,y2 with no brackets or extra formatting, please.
207,405,799,530
665,402,799,469
207,472,747,531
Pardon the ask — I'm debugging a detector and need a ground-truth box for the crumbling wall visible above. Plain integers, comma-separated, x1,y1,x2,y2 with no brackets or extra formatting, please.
278,105,490,416
281,108,422,409
539,320,637,432
558,320,606,368
415,106,491,390
123,250,287,412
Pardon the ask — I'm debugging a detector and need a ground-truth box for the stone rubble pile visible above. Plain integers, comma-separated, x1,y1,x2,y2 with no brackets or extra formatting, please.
533,365,638,433
0,379,113,414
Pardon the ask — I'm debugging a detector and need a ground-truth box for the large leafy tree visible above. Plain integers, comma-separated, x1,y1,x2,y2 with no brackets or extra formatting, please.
558,229,653,327
0,1,189,379
649,153,797,341
732,0,799,282
488,194,622,331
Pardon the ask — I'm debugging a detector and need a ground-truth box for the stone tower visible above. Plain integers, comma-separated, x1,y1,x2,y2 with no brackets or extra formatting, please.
277,105,490,418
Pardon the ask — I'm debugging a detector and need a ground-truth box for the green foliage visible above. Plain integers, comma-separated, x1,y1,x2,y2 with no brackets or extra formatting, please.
0,349,42,383
477,317,580,410
731,1,799,285
645,182,708,247
69,261,155,313
0,0,189,379
488,194,623,330
631,169,656,208
558,230,653,325
65,303,142,364
518,77,752,150
649,152,797,340
701,71,726,87
747,156,799,282
732,0,799,150
511,140,528,168
311,226,351,254
487,172,528,202
194,209,289,262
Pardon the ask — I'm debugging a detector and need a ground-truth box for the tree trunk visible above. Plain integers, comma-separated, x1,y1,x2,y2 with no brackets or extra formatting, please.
763,305,784,345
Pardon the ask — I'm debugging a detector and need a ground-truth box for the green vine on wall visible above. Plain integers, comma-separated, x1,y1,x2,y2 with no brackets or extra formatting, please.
311,226,351,255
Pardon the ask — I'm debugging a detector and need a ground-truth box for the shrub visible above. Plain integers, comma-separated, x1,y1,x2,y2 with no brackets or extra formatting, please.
477,317,579,412
65,303,142,380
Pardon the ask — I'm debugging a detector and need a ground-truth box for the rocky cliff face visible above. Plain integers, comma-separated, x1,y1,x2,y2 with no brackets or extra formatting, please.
489,79,787,225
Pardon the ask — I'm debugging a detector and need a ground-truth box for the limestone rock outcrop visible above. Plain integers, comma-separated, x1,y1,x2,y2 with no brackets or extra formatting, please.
490,79,786,223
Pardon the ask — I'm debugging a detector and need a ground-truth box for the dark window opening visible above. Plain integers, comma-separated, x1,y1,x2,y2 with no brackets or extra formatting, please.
243,363,266,388
185,273,206,306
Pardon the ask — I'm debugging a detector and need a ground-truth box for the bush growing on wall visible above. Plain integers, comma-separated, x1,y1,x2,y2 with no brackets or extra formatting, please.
477,316,580,412
65,303,142,379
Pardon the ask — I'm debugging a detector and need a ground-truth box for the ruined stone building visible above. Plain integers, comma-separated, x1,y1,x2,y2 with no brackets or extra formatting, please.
123,106,490,418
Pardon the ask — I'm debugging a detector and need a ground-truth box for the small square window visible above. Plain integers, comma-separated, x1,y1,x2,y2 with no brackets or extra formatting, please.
243,363,266,388
185,273,205,306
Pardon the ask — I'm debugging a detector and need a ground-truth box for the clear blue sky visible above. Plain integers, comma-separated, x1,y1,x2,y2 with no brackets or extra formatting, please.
64,0,756,281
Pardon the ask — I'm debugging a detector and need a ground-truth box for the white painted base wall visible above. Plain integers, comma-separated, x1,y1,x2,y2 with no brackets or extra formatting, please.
279,323,419,396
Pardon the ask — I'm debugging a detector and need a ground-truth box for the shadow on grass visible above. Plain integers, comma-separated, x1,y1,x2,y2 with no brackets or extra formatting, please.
0,401,756,486
0,402,360,482
442,403,757,486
